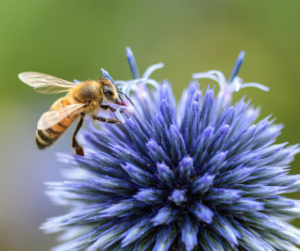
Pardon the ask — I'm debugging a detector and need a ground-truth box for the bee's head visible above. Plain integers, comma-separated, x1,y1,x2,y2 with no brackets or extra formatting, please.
101,78,126,106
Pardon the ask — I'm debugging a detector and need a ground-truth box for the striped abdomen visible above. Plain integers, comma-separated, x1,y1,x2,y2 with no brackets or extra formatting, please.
35,97,79,149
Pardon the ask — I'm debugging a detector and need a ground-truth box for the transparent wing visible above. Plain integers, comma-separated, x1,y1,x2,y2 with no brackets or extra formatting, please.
19,72,76,94
37,103,86,130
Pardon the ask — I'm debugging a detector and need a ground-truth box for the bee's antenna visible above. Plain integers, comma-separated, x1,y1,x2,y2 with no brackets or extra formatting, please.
117,91,134,106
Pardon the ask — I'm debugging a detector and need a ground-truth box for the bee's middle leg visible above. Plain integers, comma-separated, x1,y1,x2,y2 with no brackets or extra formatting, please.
72,116,84,156
92,115,122,124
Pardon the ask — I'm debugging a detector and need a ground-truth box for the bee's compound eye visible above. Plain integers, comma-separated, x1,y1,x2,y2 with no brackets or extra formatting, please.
103,85,113,96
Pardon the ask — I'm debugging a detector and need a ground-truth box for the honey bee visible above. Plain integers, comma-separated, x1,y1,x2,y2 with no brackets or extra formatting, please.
19,72,132,156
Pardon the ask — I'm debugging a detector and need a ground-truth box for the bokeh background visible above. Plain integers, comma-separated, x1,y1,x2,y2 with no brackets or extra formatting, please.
1,1,300,250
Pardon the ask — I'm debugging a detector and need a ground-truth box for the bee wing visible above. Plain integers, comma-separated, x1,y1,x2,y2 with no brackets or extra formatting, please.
19,72,77,94
37,103,86,130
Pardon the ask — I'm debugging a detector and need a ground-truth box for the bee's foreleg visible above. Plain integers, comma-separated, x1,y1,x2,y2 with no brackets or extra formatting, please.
92,115,122,124
72,116,84,156
100,105,123,113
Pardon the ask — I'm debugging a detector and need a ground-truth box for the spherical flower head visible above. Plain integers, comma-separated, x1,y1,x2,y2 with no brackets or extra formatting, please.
42,48,300,251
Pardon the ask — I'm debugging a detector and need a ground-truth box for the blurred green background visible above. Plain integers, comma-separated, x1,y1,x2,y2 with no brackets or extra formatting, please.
1,1,300,250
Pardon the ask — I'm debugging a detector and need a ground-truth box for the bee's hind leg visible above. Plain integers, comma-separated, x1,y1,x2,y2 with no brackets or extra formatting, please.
72,115,85,156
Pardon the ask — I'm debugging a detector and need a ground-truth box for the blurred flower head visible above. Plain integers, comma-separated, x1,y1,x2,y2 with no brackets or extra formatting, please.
42,48,300,251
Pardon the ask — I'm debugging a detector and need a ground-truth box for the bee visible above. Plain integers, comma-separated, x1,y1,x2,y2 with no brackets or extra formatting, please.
19,72,132,156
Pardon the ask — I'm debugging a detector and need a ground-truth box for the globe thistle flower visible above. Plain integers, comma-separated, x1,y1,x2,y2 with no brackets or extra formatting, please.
42,48,300,251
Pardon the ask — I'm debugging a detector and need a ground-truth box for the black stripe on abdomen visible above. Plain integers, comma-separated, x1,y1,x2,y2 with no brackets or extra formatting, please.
37,130,50,142
57,122,68,129
36,137,47,149
35,130,56,149
47,128,63,136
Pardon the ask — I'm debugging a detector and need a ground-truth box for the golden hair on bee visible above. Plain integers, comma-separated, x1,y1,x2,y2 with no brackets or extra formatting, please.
19,72,128,156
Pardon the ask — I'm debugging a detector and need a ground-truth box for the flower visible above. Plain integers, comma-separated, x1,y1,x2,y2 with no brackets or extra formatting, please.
42,48,300,251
